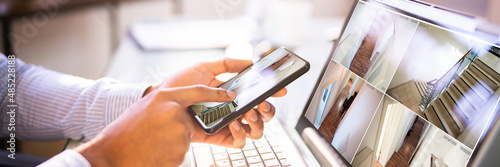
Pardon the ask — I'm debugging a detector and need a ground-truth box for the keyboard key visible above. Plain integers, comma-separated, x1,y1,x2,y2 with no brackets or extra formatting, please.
269,141,279,147
260,153,276,160
255,137,268,144
242,143,255,151
249,163,265,167
280,159,291,166
211,147,226,154
227,148,242,154
253,140,268,148
276,153,286,160
246,138,253,144
213,153,228,161
193,146,215,167
216,160,231,167
272,146,283,153
257,147,272,154
229,153,245,160
246,156,262,164
243,150,259,157
264,159,280,167
232,160,247,167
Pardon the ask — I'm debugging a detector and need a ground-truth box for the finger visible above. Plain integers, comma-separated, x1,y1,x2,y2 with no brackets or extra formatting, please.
257,101,276,122
271,88,287,97
242,109,264,139
161,85,236,107
179,105,196,137
192,126,233,147
207,79,224,88
228,121,246,148
202,58,253,76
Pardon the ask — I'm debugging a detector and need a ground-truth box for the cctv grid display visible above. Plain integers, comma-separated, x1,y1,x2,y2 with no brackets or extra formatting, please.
304,1,500,167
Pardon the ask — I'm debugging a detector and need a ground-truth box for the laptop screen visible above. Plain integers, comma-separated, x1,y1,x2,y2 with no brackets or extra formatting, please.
299,0,500,166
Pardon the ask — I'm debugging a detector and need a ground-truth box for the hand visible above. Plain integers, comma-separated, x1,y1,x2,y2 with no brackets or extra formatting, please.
75,86,236,167
144,57,253,91
145,58,287,148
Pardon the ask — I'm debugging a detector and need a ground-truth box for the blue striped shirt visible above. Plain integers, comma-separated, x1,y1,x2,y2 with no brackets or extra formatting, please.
1,55,148,166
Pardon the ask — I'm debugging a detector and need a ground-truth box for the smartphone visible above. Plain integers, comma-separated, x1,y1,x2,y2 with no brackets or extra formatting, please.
188,47,310,134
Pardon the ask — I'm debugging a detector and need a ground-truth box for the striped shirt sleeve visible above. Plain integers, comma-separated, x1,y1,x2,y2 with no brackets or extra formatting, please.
0,55,149,141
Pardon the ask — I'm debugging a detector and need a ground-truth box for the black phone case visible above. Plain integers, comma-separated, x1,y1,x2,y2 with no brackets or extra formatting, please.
188,47,310,134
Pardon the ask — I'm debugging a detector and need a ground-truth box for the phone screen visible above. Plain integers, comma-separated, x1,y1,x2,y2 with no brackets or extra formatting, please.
189,47,309,132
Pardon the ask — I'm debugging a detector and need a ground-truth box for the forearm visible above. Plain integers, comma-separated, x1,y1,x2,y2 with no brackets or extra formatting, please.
0,55,149,141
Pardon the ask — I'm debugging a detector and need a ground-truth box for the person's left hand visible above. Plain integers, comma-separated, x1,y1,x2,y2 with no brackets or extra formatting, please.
144,57,287,148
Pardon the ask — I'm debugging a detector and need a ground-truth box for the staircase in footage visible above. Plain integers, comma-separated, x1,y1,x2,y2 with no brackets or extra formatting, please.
422,58,500,139
199,101,238,125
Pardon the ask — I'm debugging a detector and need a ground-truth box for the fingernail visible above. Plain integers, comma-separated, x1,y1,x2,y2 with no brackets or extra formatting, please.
264,103,271,112
231,122,241,131
226,90,236,99
250,112,259,122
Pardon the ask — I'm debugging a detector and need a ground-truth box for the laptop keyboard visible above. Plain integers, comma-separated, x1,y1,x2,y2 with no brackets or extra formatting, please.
191,135,291,167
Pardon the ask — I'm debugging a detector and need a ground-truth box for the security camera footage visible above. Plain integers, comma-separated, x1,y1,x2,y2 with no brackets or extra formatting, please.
190,48,307,127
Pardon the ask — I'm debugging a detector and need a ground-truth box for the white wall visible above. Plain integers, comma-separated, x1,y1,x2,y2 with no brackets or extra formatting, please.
357,98,384,156
332,82,384,163
377,103,416,166
388,22,472,89
364,14,418,91
305,60,348,123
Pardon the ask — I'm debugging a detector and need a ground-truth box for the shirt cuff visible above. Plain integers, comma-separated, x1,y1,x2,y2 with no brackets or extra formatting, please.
104,83,150,127
38,149,91,167
81,79,150,140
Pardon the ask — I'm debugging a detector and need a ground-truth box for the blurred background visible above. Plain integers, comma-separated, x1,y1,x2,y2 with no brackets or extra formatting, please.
0,0,498,160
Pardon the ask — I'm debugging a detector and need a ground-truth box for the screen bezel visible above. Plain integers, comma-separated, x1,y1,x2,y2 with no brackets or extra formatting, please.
295,0,500,166
189,47,310,134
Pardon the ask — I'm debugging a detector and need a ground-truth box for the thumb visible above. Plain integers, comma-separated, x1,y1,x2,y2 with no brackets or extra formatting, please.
160,85,236,107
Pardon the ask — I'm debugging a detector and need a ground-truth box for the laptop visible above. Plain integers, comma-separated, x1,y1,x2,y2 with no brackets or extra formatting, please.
187,0,500,166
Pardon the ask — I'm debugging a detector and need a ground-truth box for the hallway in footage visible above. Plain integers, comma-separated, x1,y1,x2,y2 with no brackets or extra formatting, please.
318,78,354,143
385,119,424,167
349,13,394,78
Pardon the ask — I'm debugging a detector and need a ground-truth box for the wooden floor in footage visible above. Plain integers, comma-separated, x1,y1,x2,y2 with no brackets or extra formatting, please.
318,101,424,167
385,119,424,167
349,33,378,78
317,102,341,143
317,79,353,143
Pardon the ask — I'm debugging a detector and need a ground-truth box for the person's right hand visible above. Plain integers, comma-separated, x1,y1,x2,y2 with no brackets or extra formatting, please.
75,85,236,167
143,58,287,148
